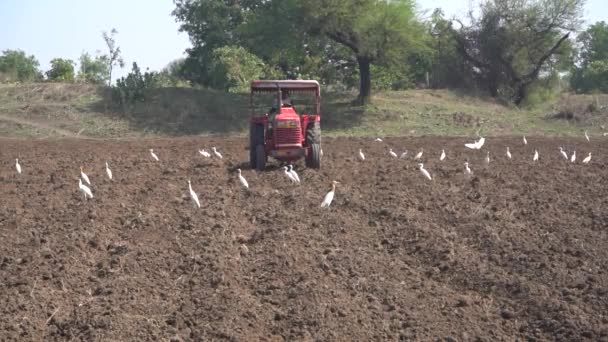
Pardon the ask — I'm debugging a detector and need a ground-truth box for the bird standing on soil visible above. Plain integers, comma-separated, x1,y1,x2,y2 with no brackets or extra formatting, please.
188,180,200,208
78,178,93,200
80,166,91,186
105,162,112,180
506,147,512,160
533,150,539,162
358,149,365,161
559,147,568,160
585,130,590,142
400,150,408,159
237,169,249,189
375,138,383,142
418,163,432,181
212,147,223,159
283,166,297,183
199,149,211,157
15,158,21,174
414,149,423,160
149,149,159,161
464,162,472,175
389,148,398,158
320,181,339,208
570,151,576,163
485,151,491,164
440,149,446,161
582,152,592,164
523,136,528,145
288,165,300,183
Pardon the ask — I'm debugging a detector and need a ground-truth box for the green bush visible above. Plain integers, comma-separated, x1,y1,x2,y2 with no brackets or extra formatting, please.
46,58,75,82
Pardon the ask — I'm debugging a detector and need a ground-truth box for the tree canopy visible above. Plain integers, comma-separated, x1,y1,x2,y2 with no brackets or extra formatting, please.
0,49,41,83
46,58,75,82
77,52,110,84
571,21,608,93
451,0,585,104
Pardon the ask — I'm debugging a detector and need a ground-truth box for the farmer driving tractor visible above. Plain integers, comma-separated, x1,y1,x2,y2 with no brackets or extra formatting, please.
269,89,293,117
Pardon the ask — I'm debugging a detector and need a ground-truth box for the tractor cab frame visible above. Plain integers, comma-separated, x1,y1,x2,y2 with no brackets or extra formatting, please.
249,80,322,171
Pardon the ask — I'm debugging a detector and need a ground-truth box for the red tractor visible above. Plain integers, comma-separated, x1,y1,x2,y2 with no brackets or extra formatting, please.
249,80,322,171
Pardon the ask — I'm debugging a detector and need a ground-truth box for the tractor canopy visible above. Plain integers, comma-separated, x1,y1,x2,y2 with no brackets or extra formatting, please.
250,80,320,94
250,80,321,117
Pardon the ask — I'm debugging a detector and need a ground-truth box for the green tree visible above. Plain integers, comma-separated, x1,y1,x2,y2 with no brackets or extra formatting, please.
45,58,75,82
299,0,424,104
77,52,110,84
0,49,41,83
452,0,584,104
102,28,125,85
172,0,255,86
571,21,608,93
209,46,266,92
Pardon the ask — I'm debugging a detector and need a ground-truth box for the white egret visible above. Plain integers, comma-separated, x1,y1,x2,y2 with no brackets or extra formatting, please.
418,163,432,181
15,158,21,174
358,149,365,161
212,147,223,159
570,151,576,163
80,166,91,186
559,147,568,159
414,149,423,160
105,162,112,180
523,136,528,145
389,148,397,158
582,152,592,164
375,138,383,142
585,130,590,142
320,148,324,157
533,150,539,162
506,147,512,159
237,169,249,189
440,149,446,161
78,178,93,200
400,151,408,159
188,180,201,208
288,165,300,183
320,181,339,208
283,166,297,183
604,132,608,136
149,149,159,161
464,162,472,174
199,149,211,157
485,151,490,164
465,136,485,150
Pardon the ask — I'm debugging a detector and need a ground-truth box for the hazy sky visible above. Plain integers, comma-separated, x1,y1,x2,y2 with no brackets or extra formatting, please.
0,0,606,80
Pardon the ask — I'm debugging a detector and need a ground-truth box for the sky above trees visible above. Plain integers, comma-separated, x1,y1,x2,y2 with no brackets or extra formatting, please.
0,0,605,80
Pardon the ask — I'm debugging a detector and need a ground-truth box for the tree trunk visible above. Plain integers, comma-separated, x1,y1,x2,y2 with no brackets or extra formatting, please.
357,56,371,105
108,64,113,86
513,82,528,105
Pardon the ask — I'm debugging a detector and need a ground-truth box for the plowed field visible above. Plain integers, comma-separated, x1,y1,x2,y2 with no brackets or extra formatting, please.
1,136,607,341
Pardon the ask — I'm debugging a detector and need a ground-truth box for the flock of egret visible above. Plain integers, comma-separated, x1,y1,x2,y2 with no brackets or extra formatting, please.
362,132,598,185
9,132,600,210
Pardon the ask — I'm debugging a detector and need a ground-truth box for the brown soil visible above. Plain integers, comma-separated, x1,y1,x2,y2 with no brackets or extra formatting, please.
1,136,607,341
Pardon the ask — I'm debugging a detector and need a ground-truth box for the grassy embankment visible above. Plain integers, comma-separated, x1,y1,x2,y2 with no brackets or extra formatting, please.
0,83,606,139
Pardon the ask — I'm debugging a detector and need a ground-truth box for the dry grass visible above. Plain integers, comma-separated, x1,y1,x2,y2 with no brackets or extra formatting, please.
0,83,606,138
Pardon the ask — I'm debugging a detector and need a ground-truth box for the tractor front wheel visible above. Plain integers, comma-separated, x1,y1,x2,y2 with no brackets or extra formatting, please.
305,122,321,169
255,144,266,171
307,143,321,169
250,124,264,169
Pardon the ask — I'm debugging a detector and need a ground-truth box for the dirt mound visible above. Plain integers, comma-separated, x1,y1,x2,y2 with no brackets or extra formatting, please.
1,136,607,341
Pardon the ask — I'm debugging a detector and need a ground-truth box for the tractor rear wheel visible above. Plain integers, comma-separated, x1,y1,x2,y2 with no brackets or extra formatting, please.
250,124,264,169
305,122,321,169
255,144,266,171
